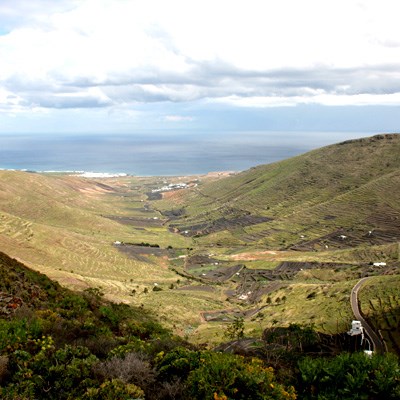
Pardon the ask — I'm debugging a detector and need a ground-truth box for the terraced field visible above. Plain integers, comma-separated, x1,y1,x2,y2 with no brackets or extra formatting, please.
0,172,187,301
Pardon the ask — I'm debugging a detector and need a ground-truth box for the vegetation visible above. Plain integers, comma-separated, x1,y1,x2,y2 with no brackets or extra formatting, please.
0,251,301,399
1,251,399,398
298,352,400,399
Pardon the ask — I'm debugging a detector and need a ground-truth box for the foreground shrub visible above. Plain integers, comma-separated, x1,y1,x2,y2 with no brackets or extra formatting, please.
156,346,201,381
94,351,155,391
298,351,400,399
83,379,144,400
5,339,98,399
187,352,296,400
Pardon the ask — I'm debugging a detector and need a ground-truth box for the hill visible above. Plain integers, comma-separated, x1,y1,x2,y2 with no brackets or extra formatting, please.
0,171,186,298
158,134,400,257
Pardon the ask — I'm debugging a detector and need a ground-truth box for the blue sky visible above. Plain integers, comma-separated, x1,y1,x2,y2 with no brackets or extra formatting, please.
0,0,399,135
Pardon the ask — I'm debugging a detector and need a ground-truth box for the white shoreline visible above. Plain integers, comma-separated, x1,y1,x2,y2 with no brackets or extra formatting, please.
0,168,129,178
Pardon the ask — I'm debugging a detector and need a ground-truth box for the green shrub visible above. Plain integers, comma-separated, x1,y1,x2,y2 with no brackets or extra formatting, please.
0,318,43,353
298,352,400,399
224,317,245,341
6,339,98,400
187,352,296,400
83,379,144,400
156,346,201,381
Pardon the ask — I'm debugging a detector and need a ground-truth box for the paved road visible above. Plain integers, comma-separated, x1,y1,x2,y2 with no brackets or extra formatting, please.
350,277,385,354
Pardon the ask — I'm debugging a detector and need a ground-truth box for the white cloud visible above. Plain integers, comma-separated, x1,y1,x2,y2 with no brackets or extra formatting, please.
216,92,400,108
0,0,400,120
164,115,194,122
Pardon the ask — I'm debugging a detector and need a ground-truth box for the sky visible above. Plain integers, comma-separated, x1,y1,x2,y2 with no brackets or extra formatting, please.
0,0,399,134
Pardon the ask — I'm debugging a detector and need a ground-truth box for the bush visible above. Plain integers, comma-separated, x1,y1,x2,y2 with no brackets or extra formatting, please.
94,352,155,390
6,340,98,399
156,347,201,381
298,352,400,399
224,317,245,341
187,352,296,400
83,379,144,400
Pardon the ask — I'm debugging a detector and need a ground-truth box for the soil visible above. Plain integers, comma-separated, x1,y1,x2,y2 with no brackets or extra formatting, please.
115,244,170,263
186,254,225,270
170,210,272,237
202,264,244,283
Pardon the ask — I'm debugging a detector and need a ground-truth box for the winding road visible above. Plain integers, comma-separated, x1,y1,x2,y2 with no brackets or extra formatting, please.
350,277,385,354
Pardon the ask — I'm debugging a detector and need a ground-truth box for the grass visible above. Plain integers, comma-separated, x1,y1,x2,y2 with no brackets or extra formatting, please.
254,281,356,333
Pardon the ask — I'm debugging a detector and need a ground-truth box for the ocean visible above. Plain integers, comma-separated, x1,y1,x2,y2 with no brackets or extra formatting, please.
0,131,372,176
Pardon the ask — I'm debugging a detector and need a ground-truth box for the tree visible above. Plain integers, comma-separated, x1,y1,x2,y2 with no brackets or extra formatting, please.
224,317,245,341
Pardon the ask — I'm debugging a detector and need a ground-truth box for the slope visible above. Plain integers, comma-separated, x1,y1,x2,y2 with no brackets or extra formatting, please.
0,171,182,299
160,134,400,256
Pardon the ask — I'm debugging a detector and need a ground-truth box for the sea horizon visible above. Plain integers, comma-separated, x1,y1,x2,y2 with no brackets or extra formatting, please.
0,130,378,176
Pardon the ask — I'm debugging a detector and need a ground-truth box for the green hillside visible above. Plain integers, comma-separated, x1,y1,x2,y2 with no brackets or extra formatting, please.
158,134,400,256
0,171,186,298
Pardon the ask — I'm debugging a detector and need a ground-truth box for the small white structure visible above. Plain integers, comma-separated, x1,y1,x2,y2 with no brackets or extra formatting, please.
373,262,386,267
348,320,364,337
113,241,122,245
339,235,347,240
364,349,373,357
348,321,374,354
363,338,373,356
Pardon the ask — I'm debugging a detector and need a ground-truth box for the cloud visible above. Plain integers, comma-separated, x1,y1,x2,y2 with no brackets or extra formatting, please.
0,0,400,119
164,115,194,122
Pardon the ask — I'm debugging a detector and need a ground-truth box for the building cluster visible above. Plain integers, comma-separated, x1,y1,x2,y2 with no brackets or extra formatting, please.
151,182,189,193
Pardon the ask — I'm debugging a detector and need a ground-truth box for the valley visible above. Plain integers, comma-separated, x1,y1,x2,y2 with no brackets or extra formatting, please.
0,134,399,353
